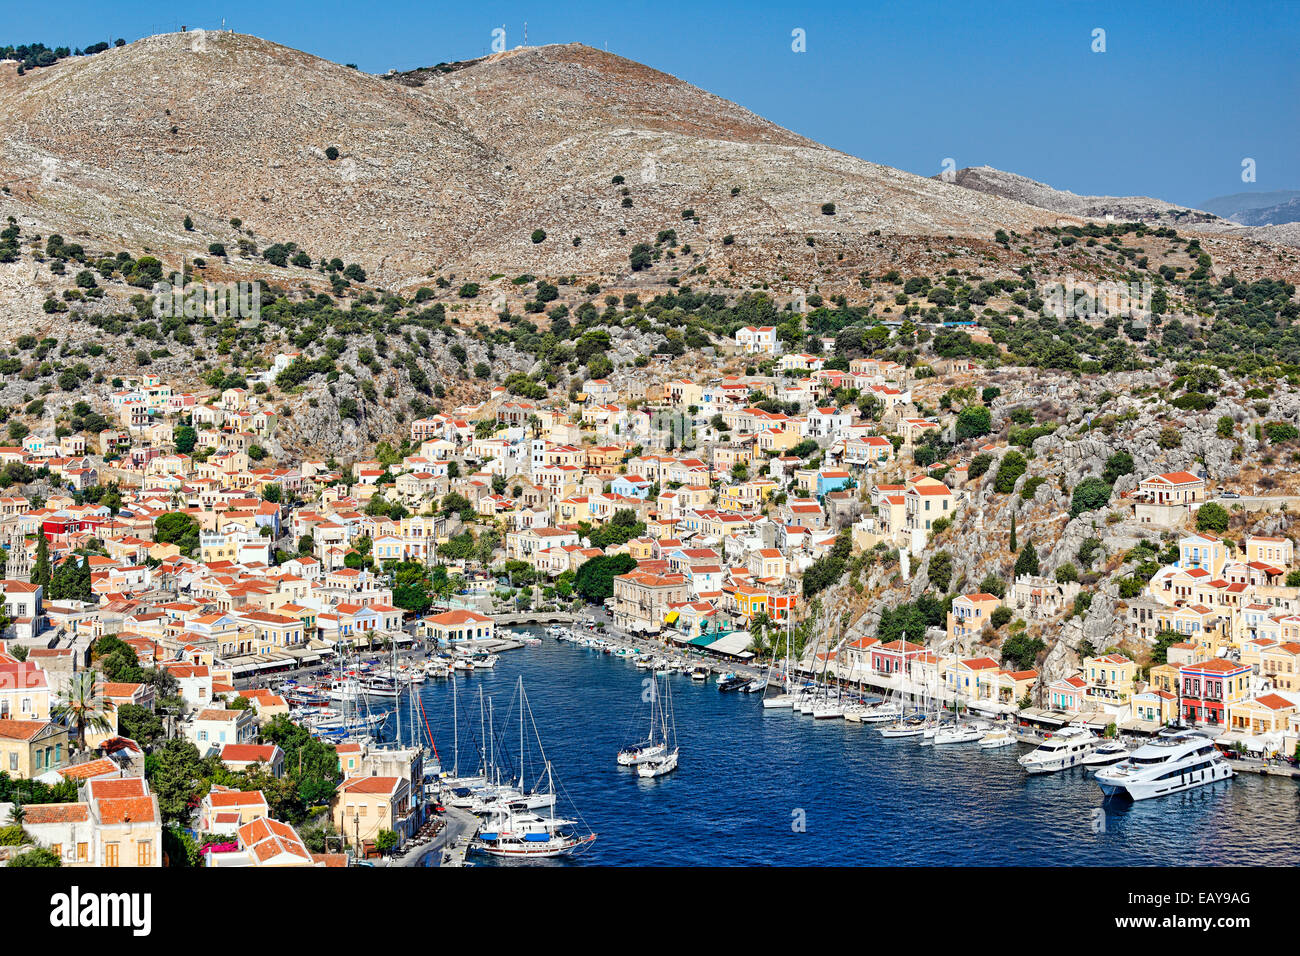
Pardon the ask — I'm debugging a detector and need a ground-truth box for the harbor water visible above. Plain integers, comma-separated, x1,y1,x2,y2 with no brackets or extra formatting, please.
381,638,1300,866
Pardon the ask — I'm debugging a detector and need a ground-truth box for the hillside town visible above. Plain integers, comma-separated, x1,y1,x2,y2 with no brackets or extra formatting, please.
0,315,1297,868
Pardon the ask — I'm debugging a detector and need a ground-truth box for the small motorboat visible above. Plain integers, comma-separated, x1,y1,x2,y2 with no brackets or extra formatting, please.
689,666,711,682
1080,738,1130,770
742,678,767,694
718,675,750,692
978,727,1018,749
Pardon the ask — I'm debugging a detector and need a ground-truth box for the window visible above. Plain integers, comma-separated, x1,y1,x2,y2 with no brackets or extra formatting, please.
77,842,88,862
138,841,153,866
105,843,120,867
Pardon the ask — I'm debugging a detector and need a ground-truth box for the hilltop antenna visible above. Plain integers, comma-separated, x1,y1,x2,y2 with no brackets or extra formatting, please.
523,22,528,46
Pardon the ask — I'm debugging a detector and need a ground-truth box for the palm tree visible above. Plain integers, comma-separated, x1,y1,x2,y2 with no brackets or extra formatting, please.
52,672,111,752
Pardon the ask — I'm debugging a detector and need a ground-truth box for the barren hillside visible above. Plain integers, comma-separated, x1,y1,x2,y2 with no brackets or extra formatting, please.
0,31,1059,297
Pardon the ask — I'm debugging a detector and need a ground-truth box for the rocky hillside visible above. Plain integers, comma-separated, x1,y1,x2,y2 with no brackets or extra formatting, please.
0,31,1060,306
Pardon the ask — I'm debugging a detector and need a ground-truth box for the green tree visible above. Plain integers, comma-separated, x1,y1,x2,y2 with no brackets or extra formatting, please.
955,405,992,441
30,535,50,587
1014,540,1039,577
174,425,197,453
1101,451,1134,485
1000,632,1045,669
993,451,1027,494
1070,477,1112,517
7,847,60,867
1196,502,1229,533
51,672,111,752
573,553,638,603
927,550,953,592
375,829,399,854
155,511,200,556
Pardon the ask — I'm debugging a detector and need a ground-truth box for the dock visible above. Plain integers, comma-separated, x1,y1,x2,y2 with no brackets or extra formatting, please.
1228,759,1300,781
406,806,479,868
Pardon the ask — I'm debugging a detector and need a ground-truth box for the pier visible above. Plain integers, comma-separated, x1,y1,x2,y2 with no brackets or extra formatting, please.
392,806,479,868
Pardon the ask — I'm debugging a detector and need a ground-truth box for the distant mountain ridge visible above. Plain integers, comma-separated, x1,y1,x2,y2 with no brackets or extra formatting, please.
1200,190,1300,227
937,166,1300,248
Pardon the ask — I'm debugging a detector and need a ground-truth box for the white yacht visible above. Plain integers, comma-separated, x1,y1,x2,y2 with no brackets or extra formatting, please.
616,741,667,767
472,805,596,858
812,700,844,720
1080,739,1130,770
978,727,1018,749
933,720,988,745
1017,726,1097,774
1095,729,1233,800
625,673,678,777
636,748,679,778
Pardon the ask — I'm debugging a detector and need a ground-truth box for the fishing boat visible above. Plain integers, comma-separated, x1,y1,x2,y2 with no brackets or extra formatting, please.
636,674,679,779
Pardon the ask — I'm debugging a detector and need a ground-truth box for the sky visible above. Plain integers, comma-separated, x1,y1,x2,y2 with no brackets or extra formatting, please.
5,0,1297,208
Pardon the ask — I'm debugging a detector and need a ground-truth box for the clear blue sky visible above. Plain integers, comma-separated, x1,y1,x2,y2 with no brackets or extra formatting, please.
8,0,1298,207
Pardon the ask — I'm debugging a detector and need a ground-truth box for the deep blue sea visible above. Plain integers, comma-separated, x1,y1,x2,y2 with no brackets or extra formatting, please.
374,637,1299,866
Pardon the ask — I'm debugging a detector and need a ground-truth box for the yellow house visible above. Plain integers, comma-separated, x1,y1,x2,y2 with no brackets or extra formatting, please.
0,662,52,720
947,593,1001,644
1227,693,1297,736
1083,653,1138,710
333,775,414,849
1246,535,1293,568
731,585,769,623
1258,641,1300,693
1131,688,1178,726
0,719,68,778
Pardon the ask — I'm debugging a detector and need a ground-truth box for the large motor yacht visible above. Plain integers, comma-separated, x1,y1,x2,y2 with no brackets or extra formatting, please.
1017,726,1098,774
1095,729,1233,800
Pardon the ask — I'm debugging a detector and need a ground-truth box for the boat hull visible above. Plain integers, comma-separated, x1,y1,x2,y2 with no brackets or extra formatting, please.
1097,762,1233,801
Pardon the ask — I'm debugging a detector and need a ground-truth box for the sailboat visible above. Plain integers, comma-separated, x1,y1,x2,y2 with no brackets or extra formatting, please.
636,673,679,778
761,615,797,709
932,645,985,744
470,679,597,859
879,675,927,736
617,675,669,767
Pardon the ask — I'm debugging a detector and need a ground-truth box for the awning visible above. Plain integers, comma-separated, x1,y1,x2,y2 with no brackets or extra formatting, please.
687,634,715,648
703,632,754,658
664,611,680,625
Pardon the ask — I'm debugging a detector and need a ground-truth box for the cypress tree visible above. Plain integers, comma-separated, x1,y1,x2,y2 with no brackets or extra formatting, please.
1014,540,1040,578
31,535,51,587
